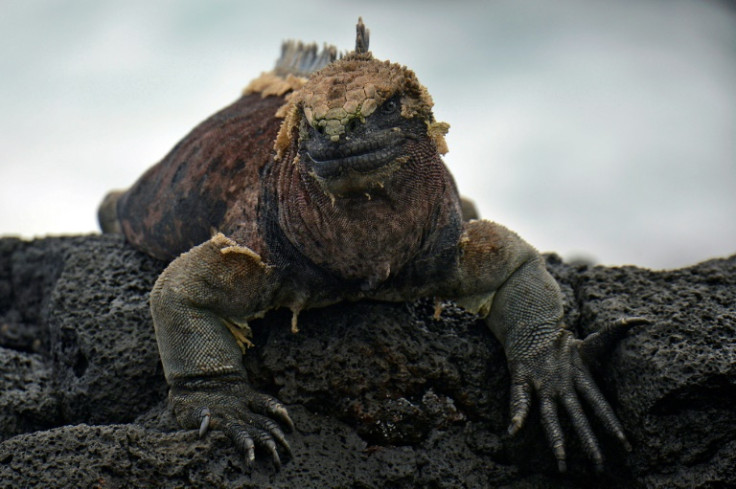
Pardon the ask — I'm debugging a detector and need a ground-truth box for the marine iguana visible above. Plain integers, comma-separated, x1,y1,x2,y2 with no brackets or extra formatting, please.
99,19,642,472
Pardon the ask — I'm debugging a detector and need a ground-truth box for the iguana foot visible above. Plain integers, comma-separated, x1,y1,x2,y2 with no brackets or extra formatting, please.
507,320,644,472
170,376,293,470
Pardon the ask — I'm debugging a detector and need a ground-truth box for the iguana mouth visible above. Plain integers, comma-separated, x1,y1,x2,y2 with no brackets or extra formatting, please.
304,130,407,179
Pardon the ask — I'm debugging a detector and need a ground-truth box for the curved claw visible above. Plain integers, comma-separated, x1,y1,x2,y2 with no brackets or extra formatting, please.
197,407,211,438
573,354,632,453
275,405,295,433
249,393,295,432
225,421,256,467
507,377,532,436
253,413,293,456
561,391,603,471
268,423,293,457
539,396,567,472
256,436,282,470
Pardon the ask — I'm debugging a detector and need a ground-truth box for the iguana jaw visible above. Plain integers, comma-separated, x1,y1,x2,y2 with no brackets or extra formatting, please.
306,155,409,198
299,112,420,197
304,128,408,179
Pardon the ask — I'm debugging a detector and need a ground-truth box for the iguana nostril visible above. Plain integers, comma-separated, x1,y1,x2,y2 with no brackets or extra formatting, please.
346,117,361,134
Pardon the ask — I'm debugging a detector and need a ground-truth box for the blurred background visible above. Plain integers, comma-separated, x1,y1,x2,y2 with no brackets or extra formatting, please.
1,0,734,269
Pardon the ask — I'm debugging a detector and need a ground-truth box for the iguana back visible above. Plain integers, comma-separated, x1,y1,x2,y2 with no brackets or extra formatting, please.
99,43,337,261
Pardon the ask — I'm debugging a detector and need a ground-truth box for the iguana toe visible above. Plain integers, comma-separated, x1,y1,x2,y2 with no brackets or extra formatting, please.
249,391,295,433
225,420,257,467
507,379,532,436
579,316,650,365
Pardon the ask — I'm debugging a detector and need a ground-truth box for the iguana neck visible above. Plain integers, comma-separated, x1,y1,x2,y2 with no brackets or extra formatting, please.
274,140,459,289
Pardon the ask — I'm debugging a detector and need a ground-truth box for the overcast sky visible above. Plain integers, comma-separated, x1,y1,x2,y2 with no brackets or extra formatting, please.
1,0,735,269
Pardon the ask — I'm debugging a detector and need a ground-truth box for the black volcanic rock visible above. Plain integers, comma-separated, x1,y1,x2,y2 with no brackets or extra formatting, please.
0,234,734,488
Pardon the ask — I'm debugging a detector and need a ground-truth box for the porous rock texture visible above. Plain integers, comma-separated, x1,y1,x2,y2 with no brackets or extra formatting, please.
0,234,734,488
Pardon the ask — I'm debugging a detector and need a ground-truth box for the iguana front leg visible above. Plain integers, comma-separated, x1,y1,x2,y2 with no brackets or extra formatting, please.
444,220,631,472
150,233,293,469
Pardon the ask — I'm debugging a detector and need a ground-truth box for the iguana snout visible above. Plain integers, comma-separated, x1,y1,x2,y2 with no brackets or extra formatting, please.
300,93,425,187
304,126,407,178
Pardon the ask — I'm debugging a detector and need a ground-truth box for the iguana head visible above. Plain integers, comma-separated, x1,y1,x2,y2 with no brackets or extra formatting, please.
273,19,450,197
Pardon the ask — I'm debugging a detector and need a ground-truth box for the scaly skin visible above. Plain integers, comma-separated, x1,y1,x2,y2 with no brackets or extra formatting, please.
101,19,643,472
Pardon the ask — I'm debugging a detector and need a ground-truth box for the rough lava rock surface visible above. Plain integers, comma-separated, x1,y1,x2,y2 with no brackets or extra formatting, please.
0,234,734,488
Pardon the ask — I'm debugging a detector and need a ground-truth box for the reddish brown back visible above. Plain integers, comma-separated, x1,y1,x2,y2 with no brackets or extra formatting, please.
116,93,285,261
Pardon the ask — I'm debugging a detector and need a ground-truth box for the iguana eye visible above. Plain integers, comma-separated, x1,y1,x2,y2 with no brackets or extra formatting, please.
381,99,398,115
